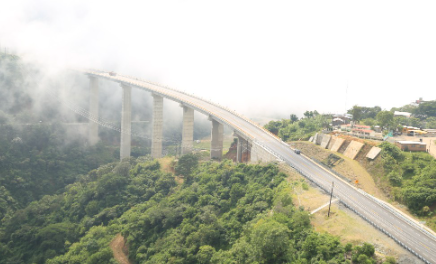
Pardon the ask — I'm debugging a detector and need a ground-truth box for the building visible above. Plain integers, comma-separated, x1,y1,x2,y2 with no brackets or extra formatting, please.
394,111,411,118
395,141,427,152
332,114,351,127
352,128,376,138
340,123,371,132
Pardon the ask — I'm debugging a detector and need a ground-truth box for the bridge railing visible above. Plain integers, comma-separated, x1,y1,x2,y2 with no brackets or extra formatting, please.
85,69,284,145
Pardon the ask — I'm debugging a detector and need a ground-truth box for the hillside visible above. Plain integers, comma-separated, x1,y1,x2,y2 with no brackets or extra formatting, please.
293,135,436,232
0,154,393,263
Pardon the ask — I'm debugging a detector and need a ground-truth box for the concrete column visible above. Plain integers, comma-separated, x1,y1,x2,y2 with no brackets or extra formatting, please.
210,118,224,160
181,105,194,155
151,94,163,158
88,76,99,145
236,135,251,163
120,84,132,161
237,136,246,163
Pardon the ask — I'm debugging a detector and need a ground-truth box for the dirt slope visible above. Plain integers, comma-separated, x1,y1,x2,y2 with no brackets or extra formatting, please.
110,233,131,264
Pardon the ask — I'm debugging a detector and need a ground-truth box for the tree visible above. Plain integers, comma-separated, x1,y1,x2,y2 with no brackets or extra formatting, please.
290,114,299,123
348,105,363,122
426,117,436,129
251,219,292,263
416,101,436,117
197,245,216,264
303,111,313,119
376,111,394,130
175,153,199,178
264,120,282,135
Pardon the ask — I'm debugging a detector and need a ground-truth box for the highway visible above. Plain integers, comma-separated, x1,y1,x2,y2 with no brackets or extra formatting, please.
86,70,436,264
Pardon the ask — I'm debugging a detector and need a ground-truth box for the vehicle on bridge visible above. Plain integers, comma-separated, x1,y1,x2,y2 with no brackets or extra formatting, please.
109,71,117,76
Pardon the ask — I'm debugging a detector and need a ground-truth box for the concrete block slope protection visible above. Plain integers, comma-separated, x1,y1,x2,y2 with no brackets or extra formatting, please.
366,146,382,160
80,70,436,264
331,138,345,152
343,140,364,160
320,135,331,149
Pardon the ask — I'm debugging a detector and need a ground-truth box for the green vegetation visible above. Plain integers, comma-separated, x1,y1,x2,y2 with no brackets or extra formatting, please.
378,142,436,223
350,102,436,130
264,111,331,141
0,156,386,263
348,106,381,122
0,121,116,208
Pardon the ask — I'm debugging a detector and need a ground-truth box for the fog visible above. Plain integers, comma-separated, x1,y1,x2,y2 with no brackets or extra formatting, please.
1,0,436,122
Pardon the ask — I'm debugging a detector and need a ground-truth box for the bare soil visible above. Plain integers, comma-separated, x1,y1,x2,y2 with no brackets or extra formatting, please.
110,233,131,264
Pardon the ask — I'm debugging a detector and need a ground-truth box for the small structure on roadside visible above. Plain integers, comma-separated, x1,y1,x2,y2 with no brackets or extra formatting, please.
395,141,427,152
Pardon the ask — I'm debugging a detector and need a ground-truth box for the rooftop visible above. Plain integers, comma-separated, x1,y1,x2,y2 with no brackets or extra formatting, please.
396,141,426,145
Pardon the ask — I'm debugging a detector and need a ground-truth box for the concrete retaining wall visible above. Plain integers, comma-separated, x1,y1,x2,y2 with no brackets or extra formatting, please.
251,143,277,164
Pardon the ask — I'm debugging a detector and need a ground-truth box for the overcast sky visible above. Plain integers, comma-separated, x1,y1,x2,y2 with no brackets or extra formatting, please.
1,0,435,120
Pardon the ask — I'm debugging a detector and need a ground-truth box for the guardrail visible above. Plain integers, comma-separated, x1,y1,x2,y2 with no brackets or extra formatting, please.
255,141,433,264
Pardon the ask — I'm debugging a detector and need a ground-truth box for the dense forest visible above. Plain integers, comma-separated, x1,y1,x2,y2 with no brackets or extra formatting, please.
1,154,391,263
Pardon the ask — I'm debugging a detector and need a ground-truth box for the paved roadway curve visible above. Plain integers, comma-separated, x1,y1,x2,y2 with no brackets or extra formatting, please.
86,70,436,264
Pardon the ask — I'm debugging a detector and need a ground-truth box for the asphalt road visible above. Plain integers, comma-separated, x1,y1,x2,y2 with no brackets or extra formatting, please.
86,70,436,264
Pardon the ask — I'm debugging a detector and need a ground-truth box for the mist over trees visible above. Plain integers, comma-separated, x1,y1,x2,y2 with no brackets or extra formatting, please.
0,52,395,263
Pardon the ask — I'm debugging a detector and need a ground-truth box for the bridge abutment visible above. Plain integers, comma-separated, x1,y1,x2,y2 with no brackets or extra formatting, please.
210,118,224,160
181,105,194,155
152,94,163,158
120,84,132,161
88,76,99,145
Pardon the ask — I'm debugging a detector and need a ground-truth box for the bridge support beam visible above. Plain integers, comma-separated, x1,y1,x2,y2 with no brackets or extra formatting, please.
152,94,163,159
120,84,132,161
88,76,99,145
210,118,224,160
181,105,194,155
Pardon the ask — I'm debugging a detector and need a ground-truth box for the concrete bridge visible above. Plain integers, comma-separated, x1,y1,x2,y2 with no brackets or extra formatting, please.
81,69,436,264
84,70,278,163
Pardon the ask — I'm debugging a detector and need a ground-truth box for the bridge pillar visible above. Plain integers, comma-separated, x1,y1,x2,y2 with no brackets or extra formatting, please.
210,118,224,160
88,76,99,145
236,135,251,163
181,105,194,155
120,84,132,161
236,136,246,163
152,94,163,158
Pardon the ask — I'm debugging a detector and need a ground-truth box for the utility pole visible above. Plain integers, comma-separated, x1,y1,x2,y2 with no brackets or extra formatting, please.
328,181,335,217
